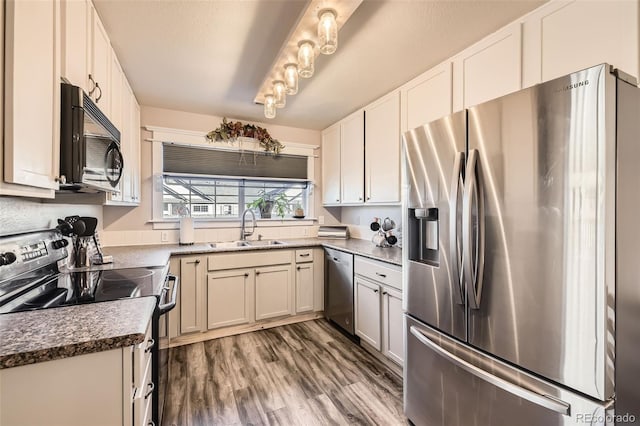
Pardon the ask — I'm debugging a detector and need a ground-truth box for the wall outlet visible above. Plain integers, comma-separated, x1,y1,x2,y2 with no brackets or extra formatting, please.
318,215,325,225
160,231,169,242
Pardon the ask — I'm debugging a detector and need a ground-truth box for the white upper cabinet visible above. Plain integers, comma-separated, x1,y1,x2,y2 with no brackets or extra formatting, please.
321,123,341,205
340,110,365,204
90,4,111,113
3,0,60,195
522,0,639,87
452,21,522,111
60,0,90,91
401,62,453,132
364,91,400,204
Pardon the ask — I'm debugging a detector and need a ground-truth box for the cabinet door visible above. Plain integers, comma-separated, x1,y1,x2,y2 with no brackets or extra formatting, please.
180,256,205,334
109,55,123,130
295,263,314,313
355,276,381,350
453,21,522,111
365,91,400,204
60,0,89,91
382,286,404,365
255,264,292,320
3,0,60,192
401,61,453,132
340,110,365,204
90,5,110,111
130,98,141,203
207,269,254,329
522,0,639,87
321,123,341,205
167,257,181,339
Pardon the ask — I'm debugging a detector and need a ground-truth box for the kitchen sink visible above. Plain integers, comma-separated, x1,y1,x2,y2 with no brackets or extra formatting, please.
245,240,286,246
209,241,250,249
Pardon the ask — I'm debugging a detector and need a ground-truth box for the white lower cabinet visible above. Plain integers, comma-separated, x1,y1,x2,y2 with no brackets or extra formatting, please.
255,264,292,320
295,248,315,313
180,256,206,334
0,319,152,426
354,256,404,366
355,276,382,350
382,286,404,365
208,268,254,329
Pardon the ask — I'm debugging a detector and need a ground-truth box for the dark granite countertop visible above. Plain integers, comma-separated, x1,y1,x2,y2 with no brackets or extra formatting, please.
2,238,400,370
95,237,402,269
0,297,156,369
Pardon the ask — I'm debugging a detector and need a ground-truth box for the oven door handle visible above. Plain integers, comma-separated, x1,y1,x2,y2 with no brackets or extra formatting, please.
158,274,179,314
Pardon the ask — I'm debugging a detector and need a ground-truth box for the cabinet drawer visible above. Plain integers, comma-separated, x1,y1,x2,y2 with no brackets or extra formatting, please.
208,250,292,271
133,320,153,394
354,256,402,290
295,249,313,263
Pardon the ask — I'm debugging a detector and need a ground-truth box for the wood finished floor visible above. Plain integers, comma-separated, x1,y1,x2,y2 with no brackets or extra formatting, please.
162,319,407,426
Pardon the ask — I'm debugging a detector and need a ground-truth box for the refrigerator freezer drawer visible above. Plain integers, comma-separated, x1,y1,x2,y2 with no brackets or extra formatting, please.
404,315,612,426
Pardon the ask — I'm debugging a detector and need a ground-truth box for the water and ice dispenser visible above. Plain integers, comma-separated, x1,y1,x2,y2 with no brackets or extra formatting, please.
408,207,439,266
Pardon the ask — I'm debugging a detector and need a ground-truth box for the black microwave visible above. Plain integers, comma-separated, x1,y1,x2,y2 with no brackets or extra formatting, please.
59,83,123,193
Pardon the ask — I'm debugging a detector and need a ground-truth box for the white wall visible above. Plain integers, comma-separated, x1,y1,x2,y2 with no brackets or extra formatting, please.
100,106,341,246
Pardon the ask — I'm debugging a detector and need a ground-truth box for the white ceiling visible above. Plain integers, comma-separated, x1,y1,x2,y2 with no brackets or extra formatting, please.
94,0,545,130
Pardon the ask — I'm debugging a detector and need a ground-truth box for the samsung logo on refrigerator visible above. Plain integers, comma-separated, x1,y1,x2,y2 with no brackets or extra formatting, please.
555,80,590,92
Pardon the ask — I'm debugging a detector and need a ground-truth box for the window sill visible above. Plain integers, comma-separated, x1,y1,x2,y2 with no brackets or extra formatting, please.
150,218,316,230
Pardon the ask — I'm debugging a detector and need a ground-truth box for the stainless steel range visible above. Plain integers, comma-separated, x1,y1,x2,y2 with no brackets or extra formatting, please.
0,228,178,426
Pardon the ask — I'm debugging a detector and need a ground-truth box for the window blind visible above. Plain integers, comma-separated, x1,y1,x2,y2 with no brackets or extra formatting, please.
163,144,308,179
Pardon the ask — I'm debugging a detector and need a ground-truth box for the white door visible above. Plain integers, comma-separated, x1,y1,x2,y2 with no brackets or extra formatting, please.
255,265,292,320
60,0,89,91
180,257,205,334
382,286,404,365
365,91,400,204
90,5,111,111
207,268,254,329
340,111,364,204
321,123,341,204
295,263,314,313
402,61,453,132
4,0,60,192
355,276,381,350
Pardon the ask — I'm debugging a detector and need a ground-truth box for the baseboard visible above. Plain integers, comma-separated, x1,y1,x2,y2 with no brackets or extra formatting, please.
164,311,325,348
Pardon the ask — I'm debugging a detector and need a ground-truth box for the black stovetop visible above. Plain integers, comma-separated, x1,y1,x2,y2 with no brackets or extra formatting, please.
0,266,167,314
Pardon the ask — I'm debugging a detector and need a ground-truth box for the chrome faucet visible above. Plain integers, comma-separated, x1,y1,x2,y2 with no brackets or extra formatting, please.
240,209,256,240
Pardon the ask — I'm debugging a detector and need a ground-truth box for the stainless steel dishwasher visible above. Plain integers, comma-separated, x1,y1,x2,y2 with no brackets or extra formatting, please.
324,247,355,335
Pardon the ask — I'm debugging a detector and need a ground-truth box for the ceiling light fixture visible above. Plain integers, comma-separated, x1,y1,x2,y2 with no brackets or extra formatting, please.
284,63,298,95
273,80,286,108
254,0,363,119
318,9,338,55
297,40,315,79
264,94,276,119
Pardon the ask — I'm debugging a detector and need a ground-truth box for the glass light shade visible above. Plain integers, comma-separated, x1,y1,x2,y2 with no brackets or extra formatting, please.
273,80,286,108
284,63,298,95
264,94,276,119
318,9,338,55
297,41,315,78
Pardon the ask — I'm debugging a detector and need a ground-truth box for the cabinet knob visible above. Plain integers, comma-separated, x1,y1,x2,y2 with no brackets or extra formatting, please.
336,199,340,202
373,289,379,293
382,291,388,295
359,197,362,201
367,197,371,200
256,271,260,275
296,266,301,270
244,273,249,277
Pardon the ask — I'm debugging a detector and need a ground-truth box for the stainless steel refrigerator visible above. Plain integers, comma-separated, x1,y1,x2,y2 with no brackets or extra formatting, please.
402,64,640,425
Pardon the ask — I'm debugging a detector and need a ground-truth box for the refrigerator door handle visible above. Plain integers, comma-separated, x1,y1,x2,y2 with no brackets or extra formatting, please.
462,149,485,309
409,326,571,416
449,151,465,305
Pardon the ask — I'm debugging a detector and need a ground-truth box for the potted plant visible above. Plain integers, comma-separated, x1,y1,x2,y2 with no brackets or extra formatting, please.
247,191,290,219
